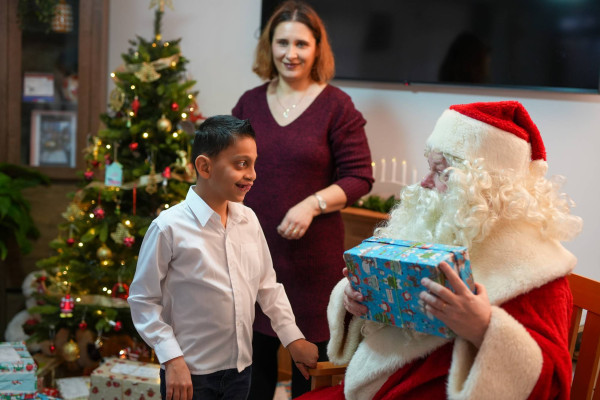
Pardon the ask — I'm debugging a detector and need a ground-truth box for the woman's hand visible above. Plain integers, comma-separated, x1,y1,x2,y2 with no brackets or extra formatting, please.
277,198,318,240
419,262,491,348
342,267,368,316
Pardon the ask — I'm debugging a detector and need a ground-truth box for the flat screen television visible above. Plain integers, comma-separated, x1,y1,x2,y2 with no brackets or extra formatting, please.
261,0,600,93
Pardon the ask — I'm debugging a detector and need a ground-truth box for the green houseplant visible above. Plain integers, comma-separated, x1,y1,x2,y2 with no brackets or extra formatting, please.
0,163,50,260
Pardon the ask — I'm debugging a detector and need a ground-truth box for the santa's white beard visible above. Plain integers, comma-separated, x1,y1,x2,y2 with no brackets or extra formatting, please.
375,183,481,247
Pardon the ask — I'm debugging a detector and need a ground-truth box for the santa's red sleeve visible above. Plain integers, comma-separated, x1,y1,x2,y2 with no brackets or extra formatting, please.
447,277,573,400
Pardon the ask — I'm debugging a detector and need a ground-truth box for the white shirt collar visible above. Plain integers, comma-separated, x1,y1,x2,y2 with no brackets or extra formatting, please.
185,186,247,227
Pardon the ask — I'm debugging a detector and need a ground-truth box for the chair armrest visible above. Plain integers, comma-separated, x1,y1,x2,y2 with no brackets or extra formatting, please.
308,362,347,390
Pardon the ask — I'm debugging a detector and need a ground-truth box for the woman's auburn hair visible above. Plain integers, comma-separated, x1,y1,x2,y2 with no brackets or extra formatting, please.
253,0,335,83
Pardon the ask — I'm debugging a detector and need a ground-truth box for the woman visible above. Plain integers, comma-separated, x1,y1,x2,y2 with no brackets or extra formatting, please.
232,1,374,397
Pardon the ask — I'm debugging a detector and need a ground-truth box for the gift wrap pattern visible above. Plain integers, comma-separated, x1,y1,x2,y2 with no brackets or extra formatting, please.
90,358,159,400
0,341,37,400
344,236,475,338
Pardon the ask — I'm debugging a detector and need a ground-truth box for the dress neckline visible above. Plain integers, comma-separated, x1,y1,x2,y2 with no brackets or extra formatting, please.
264,82,330,128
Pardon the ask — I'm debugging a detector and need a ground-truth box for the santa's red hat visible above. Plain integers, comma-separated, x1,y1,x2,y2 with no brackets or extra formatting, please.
426,101,546,174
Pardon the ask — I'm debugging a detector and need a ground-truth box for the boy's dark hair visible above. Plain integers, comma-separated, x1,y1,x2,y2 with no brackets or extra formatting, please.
191,115,255,165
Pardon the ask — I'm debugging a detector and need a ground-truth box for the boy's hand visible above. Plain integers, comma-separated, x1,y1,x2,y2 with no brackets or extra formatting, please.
287,339,319,379
164,356,193,400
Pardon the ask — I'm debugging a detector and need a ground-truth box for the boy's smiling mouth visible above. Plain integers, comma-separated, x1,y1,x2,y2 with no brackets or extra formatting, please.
236,183,252,192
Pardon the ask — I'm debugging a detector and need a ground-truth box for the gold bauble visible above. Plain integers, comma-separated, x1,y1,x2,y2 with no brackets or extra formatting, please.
157,115,172,132
96,244,113,261
62,339,80,362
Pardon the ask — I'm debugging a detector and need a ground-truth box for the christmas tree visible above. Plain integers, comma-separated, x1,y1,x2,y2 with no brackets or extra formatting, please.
24,2,202,366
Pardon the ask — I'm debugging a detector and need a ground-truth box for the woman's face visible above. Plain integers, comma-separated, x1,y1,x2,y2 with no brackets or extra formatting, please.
271,21,317,83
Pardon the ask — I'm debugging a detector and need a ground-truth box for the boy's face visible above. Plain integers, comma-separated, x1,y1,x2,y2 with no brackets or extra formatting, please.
207,136,257,203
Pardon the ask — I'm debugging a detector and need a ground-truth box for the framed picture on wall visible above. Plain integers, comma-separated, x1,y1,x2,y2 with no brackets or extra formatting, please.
30,110,77,168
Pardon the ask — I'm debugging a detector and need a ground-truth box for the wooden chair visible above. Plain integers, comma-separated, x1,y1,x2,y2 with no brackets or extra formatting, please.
308,361,347,390
308,273,600,398
568,273,600,400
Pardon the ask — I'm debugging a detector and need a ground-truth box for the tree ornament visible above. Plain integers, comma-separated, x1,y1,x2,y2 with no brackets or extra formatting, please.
129,142,139,151
112,282,130,300
131,96,140,116
109,88,125,111
36,276,48,294
108,320,123,332
135,62,161,82
145,163,158,194
157,115,172,132
60,294,74,318
62,203,82,222
66,238,75,246
123,237,135,247
162,167,171,179
49,325,56,354
91,159,100,168
23,318,38,335
62,339,80,362
93,206,105,220
96,244,113,261
84,170,94,181
79,320,88,330
171,102,179,111
110,223,133,245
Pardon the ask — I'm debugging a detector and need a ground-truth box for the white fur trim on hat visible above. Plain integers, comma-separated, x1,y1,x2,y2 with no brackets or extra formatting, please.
427,109,532,174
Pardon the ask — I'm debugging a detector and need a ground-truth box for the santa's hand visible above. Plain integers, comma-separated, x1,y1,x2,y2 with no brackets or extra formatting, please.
343,267,368,316
419,262,491,348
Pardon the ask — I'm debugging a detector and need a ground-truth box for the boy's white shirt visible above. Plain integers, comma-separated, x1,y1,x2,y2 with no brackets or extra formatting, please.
128,187,303,374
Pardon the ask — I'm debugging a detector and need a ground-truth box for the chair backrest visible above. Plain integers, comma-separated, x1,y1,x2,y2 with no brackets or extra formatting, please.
568,273,600,400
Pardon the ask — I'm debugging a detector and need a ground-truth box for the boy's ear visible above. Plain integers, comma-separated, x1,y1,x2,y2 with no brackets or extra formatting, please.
194,155,211,178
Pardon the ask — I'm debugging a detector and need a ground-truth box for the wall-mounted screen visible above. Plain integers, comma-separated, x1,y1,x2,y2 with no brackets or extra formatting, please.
261,0,600,93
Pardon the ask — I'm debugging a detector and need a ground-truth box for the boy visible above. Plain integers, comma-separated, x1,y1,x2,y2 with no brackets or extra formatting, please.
128,115,318,400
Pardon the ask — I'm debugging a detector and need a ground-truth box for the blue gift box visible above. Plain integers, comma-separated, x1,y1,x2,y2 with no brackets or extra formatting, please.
343,236,475,338
0,342,37,399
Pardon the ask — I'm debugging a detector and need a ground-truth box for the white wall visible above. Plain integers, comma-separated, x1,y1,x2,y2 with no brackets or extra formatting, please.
109,0,600,280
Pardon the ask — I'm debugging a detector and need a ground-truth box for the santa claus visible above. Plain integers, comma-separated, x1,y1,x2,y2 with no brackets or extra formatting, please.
300,101,582,400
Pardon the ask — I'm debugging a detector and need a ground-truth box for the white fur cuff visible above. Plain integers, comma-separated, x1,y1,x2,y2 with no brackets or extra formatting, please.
447,306,542,400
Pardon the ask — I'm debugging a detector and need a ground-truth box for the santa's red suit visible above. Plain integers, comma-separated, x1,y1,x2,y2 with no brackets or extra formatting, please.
300,220,575,400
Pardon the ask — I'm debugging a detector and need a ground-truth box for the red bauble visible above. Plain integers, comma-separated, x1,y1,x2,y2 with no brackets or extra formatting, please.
112,282,130,300
49,344,56,354
79,320,88,330
84,170,94,181
93,207,105,220
129,142,139,151
171,102,179,111
114,321,122,332
162,166,171,179
123,237,135,248
91,160,100,168
66,238,75,246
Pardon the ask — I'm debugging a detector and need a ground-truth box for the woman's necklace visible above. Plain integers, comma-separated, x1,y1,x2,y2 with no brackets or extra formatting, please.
275,87,309,118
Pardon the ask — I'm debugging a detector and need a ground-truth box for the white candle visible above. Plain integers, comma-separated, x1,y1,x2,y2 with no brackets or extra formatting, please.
371,161,376,179
391,158,397,182
402,160,407,185
380,158,386,182
412,168,418,184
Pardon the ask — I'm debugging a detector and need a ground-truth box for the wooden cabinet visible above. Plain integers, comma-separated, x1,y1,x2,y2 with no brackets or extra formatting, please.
341,207,389,250
0,0,109,179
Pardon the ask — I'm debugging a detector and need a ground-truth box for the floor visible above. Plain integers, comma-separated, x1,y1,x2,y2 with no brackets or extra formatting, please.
273,380,291,400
